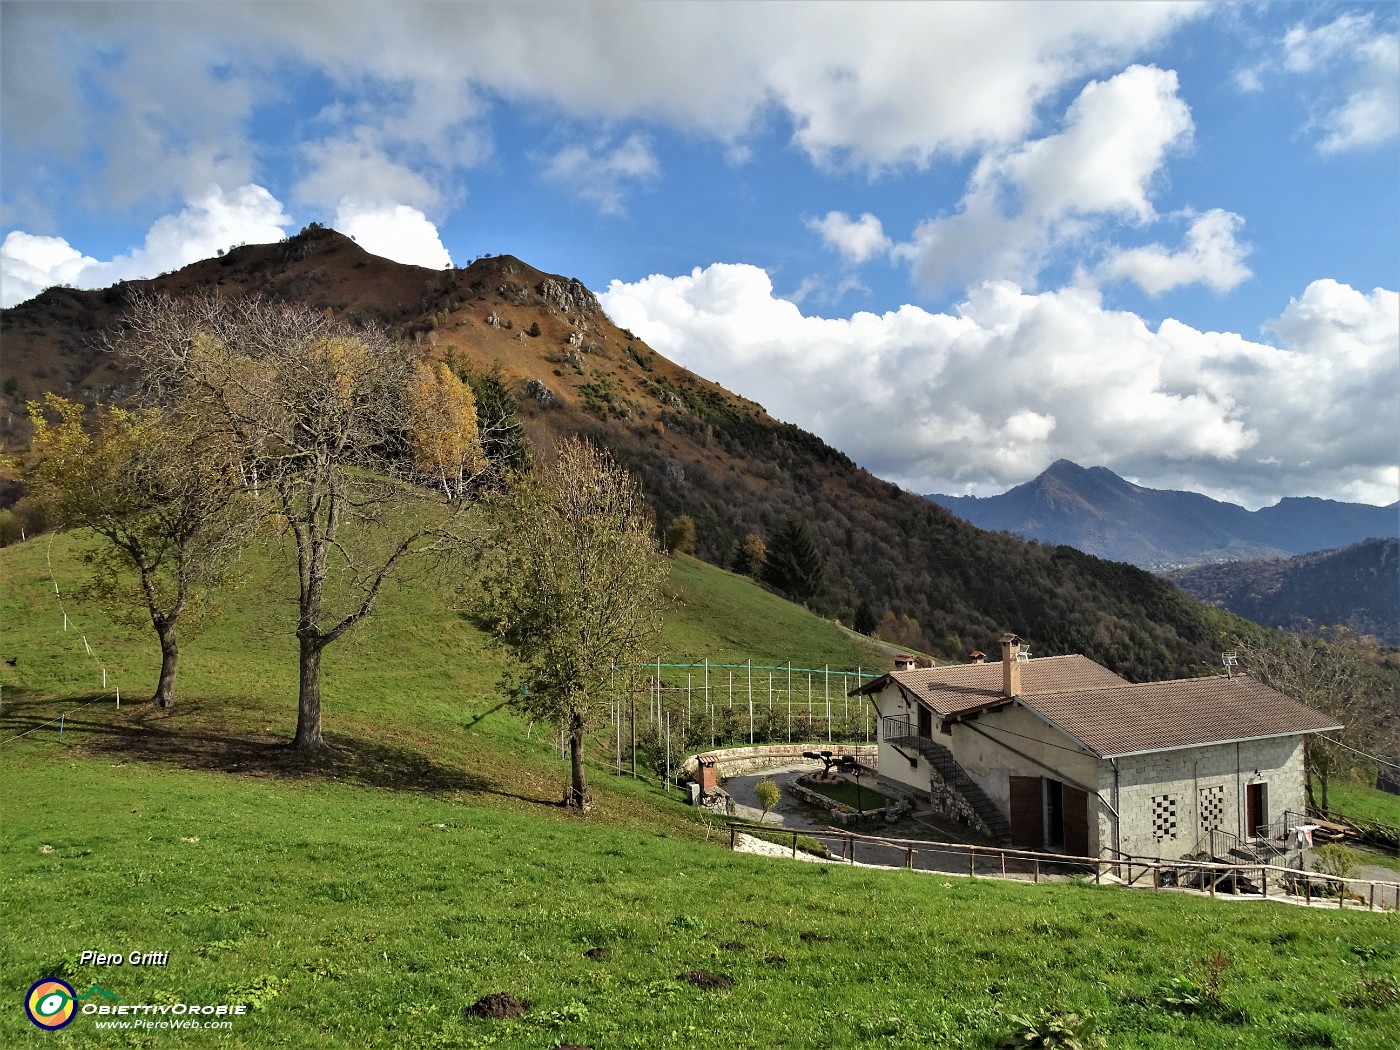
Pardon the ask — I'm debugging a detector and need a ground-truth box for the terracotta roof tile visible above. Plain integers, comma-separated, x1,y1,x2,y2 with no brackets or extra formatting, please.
854,655,1127,716
853,656,1341,757
1020,676,1343,757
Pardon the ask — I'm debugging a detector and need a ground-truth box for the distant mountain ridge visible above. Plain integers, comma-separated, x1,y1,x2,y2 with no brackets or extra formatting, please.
927,460,1398,568
1167,539,1400,646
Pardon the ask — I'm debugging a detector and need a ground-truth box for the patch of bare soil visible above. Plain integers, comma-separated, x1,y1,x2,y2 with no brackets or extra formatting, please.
800,931,832,943
583,946,611,960
467,992,529,1019
678,970,733,990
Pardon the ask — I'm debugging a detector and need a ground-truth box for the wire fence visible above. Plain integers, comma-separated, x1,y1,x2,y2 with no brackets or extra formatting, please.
601,659,881,781
0,536,127,746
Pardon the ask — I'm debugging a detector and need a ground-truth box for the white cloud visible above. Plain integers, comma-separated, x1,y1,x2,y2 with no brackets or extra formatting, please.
896,65,1195,295
601,264,1398,508
1,1,1203,223
537,134,659,215
1282,13,1400,154
1098,209,1252,295
333,200,452,269
1,184,290,307
806,212,893,264
296,133,444,213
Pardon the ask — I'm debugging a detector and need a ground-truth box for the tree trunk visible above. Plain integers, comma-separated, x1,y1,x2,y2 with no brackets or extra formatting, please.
151,618,179,709
294,634,325,751
568,718,588,809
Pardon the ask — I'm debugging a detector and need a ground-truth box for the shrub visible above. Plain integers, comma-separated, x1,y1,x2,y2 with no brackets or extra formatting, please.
1313,843,1360,881
754,778,781,821
665,515,697,555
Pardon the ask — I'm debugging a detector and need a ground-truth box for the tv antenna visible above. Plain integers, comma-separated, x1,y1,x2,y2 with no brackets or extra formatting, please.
1015,645,1031,663
1222,652,1238,678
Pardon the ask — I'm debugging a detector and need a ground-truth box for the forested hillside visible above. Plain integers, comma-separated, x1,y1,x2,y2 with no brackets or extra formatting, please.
1168,538,1400,646
1,226,1262,681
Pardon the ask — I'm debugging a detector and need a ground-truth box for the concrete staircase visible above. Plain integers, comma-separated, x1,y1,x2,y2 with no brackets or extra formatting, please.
884,720,1011,844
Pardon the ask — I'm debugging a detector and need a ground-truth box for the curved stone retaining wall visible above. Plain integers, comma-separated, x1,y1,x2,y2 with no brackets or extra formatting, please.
681,743,877,780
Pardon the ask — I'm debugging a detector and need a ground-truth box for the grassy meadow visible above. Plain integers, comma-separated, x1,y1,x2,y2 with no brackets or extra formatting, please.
2,533,1398,1048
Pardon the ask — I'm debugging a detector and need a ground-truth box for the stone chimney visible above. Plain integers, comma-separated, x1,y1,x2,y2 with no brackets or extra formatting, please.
967,650,986,664
1000,633,1023,697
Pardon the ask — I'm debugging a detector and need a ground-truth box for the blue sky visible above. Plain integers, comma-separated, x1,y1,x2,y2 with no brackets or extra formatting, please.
2,1,1396,509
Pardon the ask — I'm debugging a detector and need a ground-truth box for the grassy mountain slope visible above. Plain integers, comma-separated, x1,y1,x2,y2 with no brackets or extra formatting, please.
0,227,1267,682
3,535,1398,1049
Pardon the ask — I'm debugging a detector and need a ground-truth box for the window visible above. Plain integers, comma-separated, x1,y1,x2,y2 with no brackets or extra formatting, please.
1151,794,1179,842
1198,785,1226,833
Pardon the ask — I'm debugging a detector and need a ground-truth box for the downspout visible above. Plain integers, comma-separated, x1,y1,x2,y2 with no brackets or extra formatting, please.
1235,742,1243,839
1111,757,1122,858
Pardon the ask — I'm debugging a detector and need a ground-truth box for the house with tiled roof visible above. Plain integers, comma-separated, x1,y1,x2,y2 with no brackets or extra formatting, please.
851,634,1341,861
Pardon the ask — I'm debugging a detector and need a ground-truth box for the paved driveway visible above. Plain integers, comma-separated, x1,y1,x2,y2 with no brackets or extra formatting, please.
719,766,1059,878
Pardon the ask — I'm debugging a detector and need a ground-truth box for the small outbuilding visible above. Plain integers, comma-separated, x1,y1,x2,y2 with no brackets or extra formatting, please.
852,634,1341,861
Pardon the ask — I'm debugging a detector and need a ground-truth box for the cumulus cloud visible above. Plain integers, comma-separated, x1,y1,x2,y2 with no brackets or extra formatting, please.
1,1,1202,226
601,263,1398,508
1283,13,1400,154
1098,209,1252,295
537,134,659,215
296,133,444,214
1,185,290,307
806,212,893,264
896,66,1194,295
333,200,452,269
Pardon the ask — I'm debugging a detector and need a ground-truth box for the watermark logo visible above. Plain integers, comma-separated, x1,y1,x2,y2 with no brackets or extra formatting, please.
25,979,77,1030
24,980,120,1030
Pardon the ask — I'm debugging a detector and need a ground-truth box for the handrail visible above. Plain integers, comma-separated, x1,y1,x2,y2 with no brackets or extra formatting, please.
883,716,917,738
728,823,1400,910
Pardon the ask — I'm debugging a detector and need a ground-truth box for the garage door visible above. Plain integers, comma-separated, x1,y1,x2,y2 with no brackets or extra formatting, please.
1009,776,1042,849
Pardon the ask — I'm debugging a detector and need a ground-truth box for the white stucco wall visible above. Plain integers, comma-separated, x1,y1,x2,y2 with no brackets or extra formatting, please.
947,704,1100,810
947,704,1104,855
871,685,932,794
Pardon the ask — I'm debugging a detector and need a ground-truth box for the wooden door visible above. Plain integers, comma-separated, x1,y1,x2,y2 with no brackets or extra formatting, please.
1009,776,1043,849
917,705,932,739
1246,783,1268,838
1062,786,1089,857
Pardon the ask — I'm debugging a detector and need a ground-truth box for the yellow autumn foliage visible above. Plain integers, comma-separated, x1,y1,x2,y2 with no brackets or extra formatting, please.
405,361,486,497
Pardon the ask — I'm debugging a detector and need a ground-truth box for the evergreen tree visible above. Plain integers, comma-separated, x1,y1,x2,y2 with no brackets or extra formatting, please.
464,363,531,479
762,518,824,603
854,600,877,636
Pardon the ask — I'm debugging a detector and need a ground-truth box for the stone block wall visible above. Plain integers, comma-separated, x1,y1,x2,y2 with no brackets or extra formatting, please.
680,743,877,781
1108,737,1305,861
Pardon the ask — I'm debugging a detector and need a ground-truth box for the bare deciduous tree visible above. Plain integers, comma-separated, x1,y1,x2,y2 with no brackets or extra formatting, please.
116,290,485,749
25,393,256,707
1235,631,1393,814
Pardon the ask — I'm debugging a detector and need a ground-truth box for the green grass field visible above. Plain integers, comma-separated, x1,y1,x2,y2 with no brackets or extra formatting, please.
1326,780,1400,828
3,533,1399,1048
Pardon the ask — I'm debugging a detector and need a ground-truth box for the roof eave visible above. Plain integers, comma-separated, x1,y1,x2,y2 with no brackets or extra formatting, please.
1101,725,1345,760
848,674,891,697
